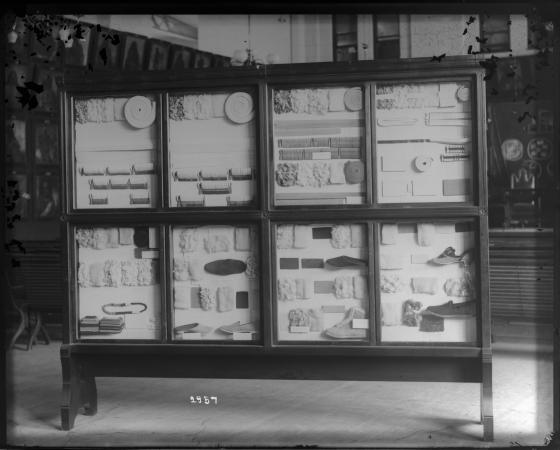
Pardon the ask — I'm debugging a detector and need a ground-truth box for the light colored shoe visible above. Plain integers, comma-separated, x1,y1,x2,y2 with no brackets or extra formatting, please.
325,307,367,339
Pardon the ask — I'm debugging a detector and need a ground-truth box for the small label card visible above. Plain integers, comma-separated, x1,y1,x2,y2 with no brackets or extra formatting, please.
312,152,331,160
141,250,160,259
352,319,369,329
204,196,228,207
182,333,203,340
321,305,346,313
232,332,254,341
289,326,310,333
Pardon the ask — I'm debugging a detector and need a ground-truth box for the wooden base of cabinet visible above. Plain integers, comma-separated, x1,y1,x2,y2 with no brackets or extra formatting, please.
59,344,493,440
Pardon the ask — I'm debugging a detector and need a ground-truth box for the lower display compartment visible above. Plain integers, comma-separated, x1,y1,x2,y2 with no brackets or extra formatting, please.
70,218,481,346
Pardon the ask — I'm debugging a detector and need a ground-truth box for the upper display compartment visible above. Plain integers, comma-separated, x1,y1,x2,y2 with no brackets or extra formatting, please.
271,84,367,207
72,95,159,209
374,80,475,204
167,89,258,208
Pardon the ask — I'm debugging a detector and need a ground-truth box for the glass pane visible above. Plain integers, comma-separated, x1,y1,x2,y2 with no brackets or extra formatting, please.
375,80,474,203
6,118,26,164
34,118,58,165
375,15,399,38
171,225,260,342
35,172,60,219
379,220,478,344
272,85,367,206
275,223,370,342
73,95,159,209
168,90,258,208
76,226,162,340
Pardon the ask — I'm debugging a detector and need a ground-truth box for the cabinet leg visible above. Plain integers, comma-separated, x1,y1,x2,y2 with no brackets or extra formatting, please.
27,311,42,351
60,345,81,430
40,323,51,345
9,307,26,349
81,376,98,416
480,347,494,441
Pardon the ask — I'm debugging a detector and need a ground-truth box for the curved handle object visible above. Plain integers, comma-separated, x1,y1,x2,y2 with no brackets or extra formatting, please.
102,302,148,315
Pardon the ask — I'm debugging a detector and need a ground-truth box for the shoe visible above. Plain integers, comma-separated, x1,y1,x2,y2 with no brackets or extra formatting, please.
219,321,257,334
174,323,199,333
430,247,473,265
325,255,367,269
185,324,213,335
324,307,367,339
423,300,476,318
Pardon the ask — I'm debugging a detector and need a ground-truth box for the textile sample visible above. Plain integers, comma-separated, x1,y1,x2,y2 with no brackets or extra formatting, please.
410,277,439,295
277,224,294,249
380,273,405,293
350,224,366,248
381,224,398,245
173,257,190,281
199,287,216,311
379,253,404,270
293,225,311,249
402,299,423,326
245,255,258,279
104,259,122,287
381,301,401,326
121,260,139,286
276,163,298,187
443,277,473,297
217,286,235,312
288,308,310,327
204,233,232,253
334,276,353,299
419,313,444,332
178,228,201,253
174,286,190,310
330,225,351,249
417,223,436,247
278,278,297,301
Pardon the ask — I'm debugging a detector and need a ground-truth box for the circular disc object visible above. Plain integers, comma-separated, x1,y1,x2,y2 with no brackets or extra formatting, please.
527,138,552,161
343,161,365,184
456,86,470,102
124,96,155,128
414,156,433,172
225,92,255,123
501,138,524,162
343,87,363,111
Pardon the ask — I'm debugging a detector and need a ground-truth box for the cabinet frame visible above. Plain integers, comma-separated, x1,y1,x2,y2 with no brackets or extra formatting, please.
59,57,493,440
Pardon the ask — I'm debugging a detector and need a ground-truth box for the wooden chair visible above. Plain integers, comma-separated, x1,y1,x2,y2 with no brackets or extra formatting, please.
5,272,50,350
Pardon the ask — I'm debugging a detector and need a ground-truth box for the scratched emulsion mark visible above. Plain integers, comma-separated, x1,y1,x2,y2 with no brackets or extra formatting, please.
4,14,121,267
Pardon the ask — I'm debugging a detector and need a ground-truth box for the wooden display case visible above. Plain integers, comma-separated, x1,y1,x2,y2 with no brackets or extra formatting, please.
59,57,493,440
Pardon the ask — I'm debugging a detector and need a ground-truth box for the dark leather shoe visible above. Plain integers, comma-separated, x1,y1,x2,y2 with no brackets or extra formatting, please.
424,300,476,318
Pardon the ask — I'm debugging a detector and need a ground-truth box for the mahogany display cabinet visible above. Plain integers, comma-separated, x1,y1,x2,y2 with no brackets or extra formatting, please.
59,56,493,440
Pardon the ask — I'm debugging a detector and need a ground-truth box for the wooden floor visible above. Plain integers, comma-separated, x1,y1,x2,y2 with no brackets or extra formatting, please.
5,335,554,448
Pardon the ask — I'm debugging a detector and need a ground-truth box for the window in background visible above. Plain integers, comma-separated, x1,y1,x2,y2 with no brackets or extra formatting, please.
374,15,400,59
333,15,358,62
479,15,510,53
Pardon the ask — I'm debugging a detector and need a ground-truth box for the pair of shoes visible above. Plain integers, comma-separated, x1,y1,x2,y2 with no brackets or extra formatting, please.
423,300,476,318
430,247,473,265
219,321,257,334
325,255,367,269
324,307,367,339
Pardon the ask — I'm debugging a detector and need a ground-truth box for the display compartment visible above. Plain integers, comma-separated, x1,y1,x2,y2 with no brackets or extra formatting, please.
375,80,474,204
378,220,478,344
171,224,260,342
167,89,258,208
271,84,368,206
75,225,162,340
72,95,159,209
273,222,370,342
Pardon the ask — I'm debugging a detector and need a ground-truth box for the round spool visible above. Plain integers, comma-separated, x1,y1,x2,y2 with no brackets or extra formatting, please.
124,96,156,128
456,85,470,102
501,138,524,162
414,156,433,172
343,87,363,111
225,92,255,123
